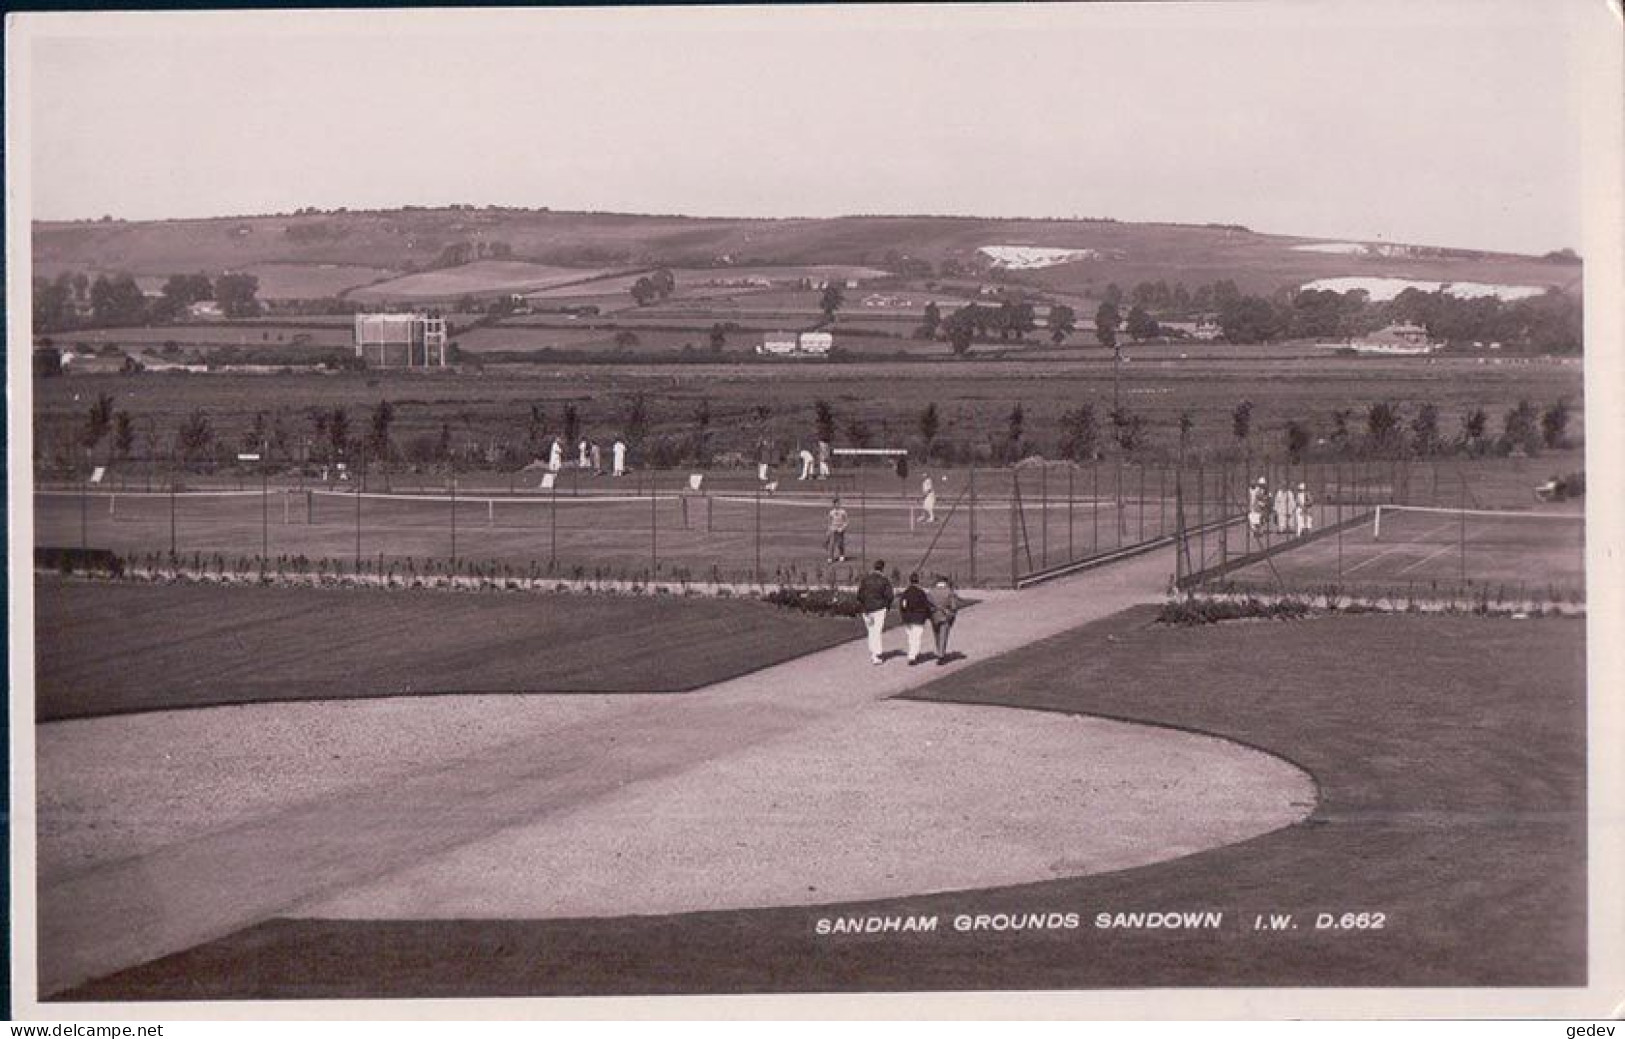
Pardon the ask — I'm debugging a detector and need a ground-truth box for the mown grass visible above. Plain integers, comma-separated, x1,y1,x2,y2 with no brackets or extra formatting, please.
56,606,1585,998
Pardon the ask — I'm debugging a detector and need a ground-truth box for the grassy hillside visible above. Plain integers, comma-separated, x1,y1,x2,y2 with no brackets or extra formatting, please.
33,207,1582,303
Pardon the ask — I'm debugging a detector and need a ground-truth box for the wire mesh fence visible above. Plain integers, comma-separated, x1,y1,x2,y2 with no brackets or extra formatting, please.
1168,453,1586,608
32,451,1584,596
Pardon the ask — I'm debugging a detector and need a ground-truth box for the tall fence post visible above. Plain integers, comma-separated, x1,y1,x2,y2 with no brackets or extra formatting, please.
1197,463,1207,575
450,473,457,565
1040,464,1049,568
550,477,558,568
650,475,659,575
1092,461,1100,555
1067,465,1075,562
755,484,763,585
1009,473,1019,588
968,466,978,587
1138,464,1147,543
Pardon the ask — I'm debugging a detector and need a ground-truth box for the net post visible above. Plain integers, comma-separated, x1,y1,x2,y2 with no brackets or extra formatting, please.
550,477,558,568
449,470,457,566
650,474,659,576
754,485,763,586
1197,463,1206,575
1091,460,1099,554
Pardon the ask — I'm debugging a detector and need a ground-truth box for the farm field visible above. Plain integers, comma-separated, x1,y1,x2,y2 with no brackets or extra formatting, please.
47,324,357,351
242,263,395,300
34,577,860,719
37,208,1582,307
350,261,624,303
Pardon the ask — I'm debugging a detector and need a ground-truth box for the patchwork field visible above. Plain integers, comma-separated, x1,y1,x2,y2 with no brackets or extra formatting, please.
348,261,624,303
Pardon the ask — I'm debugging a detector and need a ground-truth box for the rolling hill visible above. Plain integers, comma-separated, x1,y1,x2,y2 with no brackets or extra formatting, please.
32,207,1583,305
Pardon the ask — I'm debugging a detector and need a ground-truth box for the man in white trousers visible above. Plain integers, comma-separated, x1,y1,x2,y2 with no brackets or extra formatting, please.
612,439,628,477
855,560,895,665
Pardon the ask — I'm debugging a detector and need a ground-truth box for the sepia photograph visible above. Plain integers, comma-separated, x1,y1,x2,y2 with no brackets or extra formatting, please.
6,1,1622,1021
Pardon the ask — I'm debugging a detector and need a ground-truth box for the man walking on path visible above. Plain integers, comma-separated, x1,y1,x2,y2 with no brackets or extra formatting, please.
856,560,895,665
898,572,932,665
927,575,963,664
826,497,850,562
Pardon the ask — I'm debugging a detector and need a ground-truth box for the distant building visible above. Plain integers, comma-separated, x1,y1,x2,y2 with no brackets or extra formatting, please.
756,331,832,357
757,332,799,356
354,313,449,367
189,301,224,319
798,331,833,355
1321,322,1439,356
1160,315,1223,341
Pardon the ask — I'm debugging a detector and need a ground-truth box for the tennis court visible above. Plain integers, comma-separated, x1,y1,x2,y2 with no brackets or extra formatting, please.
1204,502,1585,604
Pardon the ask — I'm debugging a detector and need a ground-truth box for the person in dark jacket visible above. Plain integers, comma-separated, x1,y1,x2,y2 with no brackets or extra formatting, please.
926,575,963,664
855,559,895,664
898,572,933,664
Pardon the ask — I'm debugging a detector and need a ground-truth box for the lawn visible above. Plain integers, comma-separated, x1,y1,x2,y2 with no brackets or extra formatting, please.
33,577,861,720
54,606,1586,998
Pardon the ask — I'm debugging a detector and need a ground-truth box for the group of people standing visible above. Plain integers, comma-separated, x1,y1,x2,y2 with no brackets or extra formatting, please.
1246,476,1314,539
856,561,963,667
544,437,628,478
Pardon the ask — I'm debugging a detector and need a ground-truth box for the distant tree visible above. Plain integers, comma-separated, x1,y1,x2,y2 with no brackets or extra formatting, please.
1541,397,1572,448
1365,401,1400,455
650,268,676,300
691,398,713,464
820,281,845,323
630,277,657,306
242,411,268,455
1462,407,1489,455
83,392,116,451
1102,283,1124,307
1284,420,1310,463
1410,402,1441,456
177,409,214,464
814,399,837,446
1231,400,1254,448
1330,408,1353,453
369,399,396,459
1006,402,1025,458
918,402,940,459
1501,399,1540,455
613,330,640,349
1177,411,1195,458
708,323,728,352
1109,407,1144,454
1047,304,1076,345
113,411,135,460
328,406,351,460
1218,295,1286,344
944,311,975,356
1094,302,1120,352
918,301,942,340
90,274,148,326
1059,404,1098,462
562,403,581,447
1125,304,1159,342
33,274,76,332
625,393,650,445
214,273,261,318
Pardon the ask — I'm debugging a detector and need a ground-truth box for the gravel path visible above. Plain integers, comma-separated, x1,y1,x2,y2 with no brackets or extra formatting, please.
35,547,1316,996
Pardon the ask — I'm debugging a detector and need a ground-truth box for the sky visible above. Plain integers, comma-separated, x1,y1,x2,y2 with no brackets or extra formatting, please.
13,1,1601,255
